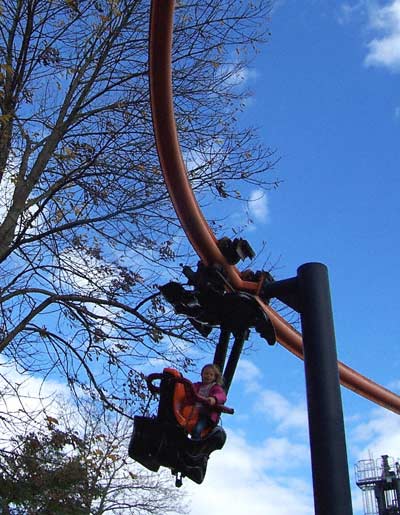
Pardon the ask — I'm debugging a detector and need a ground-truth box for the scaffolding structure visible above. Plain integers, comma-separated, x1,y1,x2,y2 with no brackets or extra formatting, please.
355,455,400,514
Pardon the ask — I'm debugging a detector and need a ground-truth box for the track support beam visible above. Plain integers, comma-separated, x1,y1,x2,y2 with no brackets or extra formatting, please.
263,262,353,515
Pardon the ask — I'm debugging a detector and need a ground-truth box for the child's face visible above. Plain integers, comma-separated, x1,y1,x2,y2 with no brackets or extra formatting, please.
201,367,216,384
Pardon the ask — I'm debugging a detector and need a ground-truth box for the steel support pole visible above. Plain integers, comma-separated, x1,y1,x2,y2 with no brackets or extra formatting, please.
223,330,248,394
213,328,231,372
297,262,353,515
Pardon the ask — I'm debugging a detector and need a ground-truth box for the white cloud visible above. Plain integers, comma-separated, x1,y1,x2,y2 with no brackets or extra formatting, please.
349,407,400,461
182,359,312,514
0,155,43,233
235,358,264,392
257,389,308,432
0,159,18,223
233,359,308,432
0,357,70,406
180,357,400,515
186,430,313,515
217,60,259,89
338,2,365,25
182,358,399,515
0,357,71,441
338,1,400,71
248,189,270,224
365,0,400,71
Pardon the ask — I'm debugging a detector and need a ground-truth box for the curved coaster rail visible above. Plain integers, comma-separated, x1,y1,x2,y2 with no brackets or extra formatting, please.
149,0,400,415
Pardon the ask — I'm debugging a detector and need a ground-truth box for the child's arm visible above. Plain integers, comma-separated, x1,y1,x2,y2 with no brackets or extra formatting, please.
209,385,227,406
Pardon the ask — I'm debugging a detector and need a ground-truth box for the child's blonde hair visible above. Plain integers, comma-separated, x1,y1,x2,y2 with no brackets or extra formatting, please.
201,363,224,386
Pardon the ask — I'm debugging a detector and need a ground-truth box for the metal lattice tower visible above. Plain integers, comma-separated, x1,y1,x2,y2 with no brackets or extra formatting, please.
355,455,400,515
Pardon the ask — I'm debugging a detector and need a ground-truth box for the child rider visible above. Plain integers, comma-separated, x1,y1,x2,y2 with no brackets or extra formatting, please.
190,364,226,439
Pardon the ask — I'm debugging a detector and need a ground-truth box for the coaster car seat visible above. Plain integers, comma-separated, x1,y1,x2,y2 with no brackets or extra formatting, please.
128,368,233,486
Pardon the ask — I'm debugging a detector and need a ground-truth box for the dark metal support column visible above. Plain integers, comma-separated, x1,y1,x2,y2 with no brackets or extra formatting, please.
297,263,353,515
223,330,248,393
213,327,230,372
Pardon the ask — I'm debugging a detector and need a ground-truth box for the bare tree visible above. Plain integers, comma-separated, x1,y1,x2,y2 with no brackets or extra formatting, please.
0,395,187,514
0,0,276,410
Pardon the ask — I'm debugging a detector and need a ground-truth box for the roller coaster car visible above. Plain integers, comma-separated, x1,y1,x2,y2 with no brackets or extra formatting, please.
128,368,234,487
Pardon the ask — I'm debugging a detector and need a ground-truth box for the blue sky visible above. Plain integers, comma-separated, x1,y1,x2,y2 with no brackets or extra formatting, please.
2,2,397,512
185,1,400,514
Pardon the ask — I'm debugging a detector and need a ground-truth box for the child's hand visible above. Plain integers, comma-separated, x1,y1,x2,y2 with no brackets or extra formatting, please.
207,397,216,406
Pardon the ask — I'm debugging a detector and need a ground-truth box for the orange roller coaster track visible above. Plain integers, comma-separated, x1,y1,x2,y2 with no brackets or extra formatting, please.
149,0,400,415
